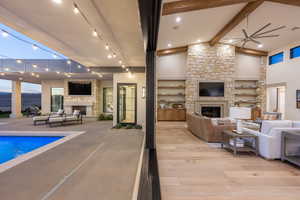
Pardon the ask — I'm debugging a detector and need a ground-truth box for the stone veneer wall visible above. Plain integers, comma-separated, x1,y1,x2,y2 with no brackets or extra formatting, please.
64,79,101,116
185,43,267,115
186,43,236,114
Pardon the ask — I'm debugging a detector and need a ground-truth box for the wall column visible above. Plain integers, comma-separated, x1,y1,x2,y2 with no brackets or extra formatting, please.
10,80,22,118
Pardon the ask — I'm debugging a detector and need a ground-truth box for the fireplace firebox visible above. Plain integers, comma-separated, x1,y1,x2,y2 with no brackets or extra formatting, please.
72,106,87,115
201,106,221,118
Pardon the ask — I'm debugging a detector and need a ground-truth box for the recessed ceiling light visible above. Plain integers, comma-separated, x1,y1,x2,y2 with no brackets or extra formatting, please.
175,17,181,23
52,0,62,4
167,43,172,47
197,39,201,43
67,60,71,65
228,39,233,43
16,60,22,64
258,44,263,48
19,77,23,81
107,54,112,59
78,65,81,68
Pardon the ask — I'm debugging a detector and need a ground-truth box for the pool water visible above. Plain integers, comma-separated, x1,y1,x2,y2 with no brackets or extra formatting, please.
0,136,63,164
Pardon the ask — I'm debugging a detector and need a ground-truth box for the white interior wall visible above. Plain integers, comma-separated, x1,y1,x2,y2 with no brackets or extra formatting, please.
267,41,300,120
113,73,146,127
235,53,262,79
156,53,187,80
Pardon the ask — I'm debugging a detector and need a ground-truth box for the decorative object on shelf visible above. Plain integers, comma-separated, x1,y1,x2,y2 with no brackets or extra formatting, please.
142,87,146,99
297,90,300,109
172,103,184,109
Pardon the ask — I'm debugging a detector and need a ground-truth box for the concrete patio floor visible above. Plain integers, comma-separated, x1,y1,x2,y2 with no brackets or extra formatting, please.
0,117,144,200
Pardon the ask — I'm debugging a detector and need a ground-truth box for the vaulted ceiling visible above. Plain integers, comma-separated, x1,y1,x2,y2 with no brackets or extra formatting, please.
0,0,145,67
158,0,300,52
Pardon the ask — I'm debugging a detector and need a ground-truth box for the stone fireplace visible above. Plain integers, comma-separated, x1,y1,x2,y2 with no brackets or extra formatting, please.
195,100,228,118
72,106,87,115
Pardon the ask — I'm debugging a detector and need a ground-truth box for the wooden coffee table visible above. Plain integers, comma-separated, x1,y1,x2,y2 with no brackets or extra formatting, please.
221,130,258,156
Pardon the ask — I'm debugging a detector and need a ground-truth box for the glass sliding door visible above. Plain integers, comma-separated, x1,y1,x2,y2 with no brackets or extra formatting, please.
103,87,113,113
117,83,137,124
51,88,64,112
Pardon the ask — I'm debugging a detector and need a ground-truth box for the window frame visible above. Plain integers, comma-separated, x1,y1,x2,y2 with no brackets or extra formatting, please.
269,52,284,65
290,45,300,59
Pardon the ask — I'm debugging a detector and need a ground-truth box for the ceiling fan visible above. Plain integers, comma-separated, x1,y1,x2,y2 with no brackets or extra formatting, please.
228,23,286,48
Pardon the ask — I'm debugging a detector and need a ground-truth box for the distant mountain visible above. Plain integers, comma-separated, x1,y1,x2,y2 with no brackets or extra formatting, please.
0,92,41,112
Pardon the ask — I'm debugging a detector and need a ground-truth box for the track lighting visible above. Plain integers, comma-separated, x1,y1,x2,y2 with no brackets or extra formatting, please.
1,30,8,37
32,44,38,50
107,54,112,59
73,3,79,14
93,30,98,37
105,44,109,50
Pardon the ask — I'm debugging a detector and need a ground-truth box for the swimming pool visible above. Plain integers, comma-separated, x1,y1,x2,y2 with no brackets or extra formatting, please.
0,136,64,164
0,131,85,173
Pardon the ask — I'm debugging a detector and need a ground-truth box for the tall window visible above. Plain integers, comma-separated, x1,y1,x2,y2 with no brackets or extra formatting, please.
290,46,300,59
269,52,284,65
103,88,113,113
51,88,64,112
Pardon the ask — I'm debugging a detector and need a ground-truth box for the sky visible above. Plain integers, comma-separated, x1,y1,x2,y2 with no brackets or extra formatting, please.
0,23,67,93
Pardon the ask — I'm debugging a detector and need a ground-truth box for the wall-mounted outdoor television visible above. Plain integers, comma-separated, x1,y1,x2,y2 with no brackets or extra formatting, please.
68,82,92,95
199,82,224,97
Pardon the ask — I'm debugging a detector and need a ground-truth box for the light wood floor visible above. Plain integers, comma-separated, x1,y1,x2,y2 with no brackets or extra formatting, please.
157,122,300,200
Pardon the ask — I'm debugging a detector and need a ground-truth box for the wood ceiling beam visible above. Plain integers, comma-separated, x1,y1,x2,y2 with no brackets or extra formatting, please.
209,0,264,46
235,46,268,56
267,0,300,7
157,46,188,56
162,0,258,15
157,45,267,57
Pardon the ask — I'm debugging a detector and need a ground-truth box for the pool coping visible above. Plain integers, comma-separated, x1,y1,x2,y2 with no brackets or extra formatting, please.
0,131,85,174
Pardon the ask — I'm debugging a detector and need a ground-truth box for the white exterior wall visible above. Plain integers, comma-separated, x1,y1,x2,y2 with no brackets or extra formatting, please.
99,80,113,114
41,80,64,114
113,73,146,127
267,41,300,120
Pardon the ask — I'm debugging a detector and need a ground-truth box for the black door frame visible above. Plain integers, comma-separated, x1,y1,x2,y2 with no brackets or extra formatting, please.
116,83,137,125
138,0,162,199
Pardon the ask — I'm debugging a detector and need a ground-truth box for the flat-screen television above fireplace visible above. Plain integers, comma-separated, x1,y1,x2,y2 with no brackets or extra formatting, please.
68,81,92,95
199,82,224,97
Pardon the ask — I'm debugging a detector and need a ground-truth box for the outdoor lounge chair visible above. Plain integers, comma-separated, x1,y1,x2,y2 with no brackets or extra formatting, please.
33,109,64,125
48,110,83,127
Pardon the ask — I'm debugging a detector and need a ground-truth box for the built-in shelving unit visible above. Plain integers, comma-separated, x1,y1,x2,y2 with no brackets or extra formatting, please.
157,80,186,121
234,80,261,107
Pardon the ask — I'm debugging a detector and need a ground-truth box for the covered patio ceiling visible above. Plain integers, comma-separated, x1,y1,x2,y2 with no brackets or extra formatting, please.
0,0,145,67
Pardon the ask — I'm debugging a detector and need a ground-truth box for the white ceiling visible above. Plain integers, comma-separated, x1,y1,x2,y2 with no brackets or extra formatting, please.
158,1,300,52
0,0,145,67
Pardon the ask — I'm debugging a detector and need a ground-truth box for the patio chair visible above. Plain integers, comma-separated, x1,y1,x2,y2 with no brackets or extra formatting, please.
33,109,64,125
48,110,83,127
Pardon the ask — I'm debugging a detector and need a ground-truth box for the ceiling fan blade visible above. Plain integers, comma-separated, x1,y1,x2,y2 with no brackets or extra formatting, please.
250,23,272,37
255,26,286,37
241,41,247,48
249,38,261,44
253,35,280,39
242,29,248,38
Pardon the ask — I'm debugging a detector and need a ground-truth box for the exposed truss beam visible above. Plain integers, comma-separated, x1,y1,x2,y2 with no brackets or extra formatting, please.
235,46,268,56
209,0,264,46
267,0,300,7
162,0,258,15
157,46,188,56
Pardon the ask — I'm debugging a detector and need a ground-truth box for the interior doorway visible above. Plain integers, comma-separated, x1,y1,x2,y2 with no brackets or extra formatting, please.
117,83,137,124
267,85,286,119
